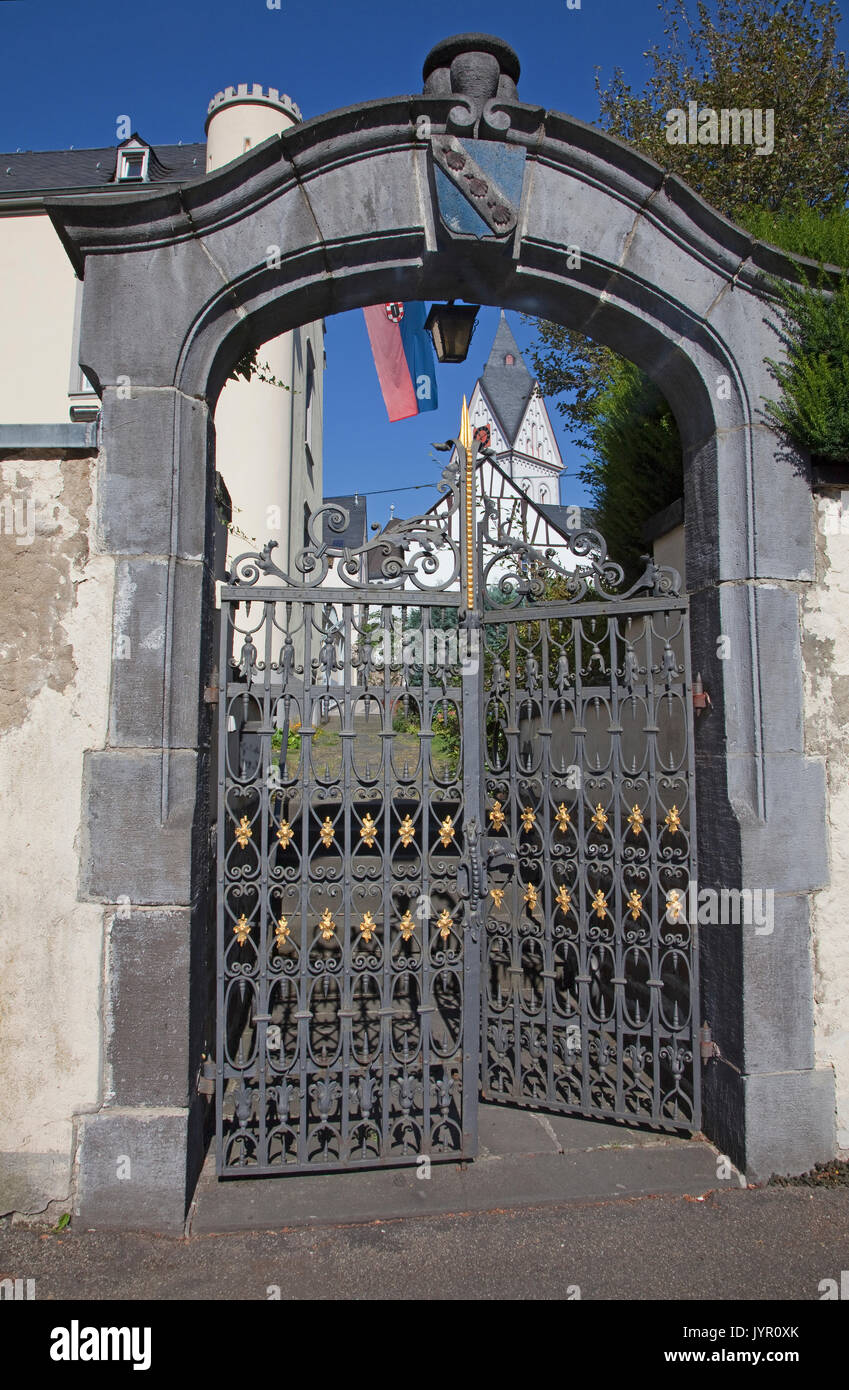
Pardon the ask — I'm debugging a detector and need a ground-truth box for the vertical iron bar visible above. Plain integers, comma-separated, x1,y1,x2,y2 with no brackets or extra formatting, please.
461,607,482,1157
215,599,232,1174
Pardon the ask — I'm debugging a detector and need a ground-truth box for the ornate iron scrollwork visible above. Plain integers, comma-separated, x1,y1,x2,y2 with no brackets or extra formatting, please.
228,459,463,593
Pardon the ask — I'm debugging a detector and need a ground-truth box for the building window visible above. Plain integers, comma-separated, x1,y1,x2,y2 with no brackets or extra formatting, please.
504,353,514,365
303,502,312,548
115,140,150,182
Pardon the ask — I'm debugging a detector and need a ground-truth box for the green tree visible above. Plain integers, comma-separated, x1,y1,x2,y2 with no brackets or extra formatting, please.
581,360,683,579
528,0,849,553
596,0,849,218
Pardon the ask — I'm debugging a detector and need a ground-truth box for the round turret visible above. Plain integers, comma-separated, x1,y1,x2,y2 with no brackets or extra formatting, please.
205,84,302,172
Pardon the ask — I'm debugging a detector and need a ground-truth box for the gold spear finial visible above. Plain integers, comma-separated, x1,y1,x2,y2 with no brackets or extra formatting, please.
460,395,475,609
460,394,473,454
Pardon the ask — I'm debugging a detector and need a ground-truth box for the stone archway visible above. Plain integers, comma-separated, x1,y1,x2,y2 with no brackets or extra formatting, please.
49,32,834,1230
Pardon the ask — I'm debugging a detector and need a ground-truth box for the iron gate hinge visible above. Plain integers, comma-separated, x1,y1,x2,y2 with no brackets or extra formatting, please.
699,1022,719,1064
692,672,712,716
197,1056,216,1097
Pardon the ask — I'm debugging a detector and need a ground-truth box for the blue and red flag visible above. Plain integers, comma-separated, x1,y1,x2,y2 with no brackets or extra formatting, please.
363,301,439,422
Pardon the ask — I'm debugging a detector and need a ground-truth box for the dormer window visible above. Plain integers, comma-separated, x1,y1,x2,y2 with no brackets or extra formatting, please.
504,353,515,365
115,138,150,182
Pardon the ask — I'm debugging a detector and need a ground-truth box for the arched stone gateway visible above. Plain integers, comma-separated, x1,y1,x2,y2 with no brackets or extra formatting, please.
49,33,835,1230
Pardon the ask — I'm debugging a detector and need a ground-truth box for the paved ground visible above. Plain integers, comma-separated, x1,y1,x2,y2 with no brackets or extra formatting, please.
191,1104,719,1232
2,1106,848,1302
2,1187,848,1301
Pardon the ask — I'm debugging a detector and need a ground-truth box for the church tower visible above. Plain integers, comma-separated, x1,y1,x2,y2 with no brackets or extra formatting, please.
467,312,563,507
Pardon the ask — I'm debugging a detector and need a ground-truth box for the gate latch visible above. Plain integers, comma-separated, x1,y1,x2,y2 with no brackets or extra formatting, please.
692,672,712,716
459,825,518,943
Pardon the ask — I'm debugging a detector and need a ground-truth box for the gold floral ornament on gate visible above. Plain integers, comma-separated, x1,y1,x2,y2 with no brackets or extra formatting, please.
359,813,378,849
276,818,294,850
627,889,643,920
397,910,415,942
436,908,454,942
591,888,608,919
489,800,506,832
523,882,539,913
318,909,336,941
664,805,682,835
520,805,536,832
555,884,571,914
233,914,252,946
358,911,377,944
489,886,505,909
398,815,415,848
319,817,336,848
591,803,608,832
627,804,645,836
274,915,290,949
666,889,684,922
554,803,571,833
438,816,455,848
235,816,253,849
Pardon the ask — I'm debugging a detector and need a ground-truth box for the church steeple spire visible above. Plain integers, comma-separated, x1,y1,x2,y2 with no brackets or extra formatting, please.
480,311,535,445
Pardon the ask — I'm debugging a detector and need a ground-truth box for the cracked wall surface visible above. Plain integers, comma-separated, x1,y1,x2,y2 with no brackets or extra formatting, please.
802,494,849,1148
0,453,113,1213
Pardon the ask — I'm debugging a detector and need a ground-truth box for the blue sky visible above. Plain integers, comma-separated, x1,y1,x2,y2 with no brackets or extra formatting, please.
3,0,847,525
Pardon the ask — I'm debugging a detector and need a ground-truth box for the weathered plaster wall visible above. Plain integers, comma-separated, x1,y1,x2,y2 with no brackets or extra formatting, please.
802,494,849,1148
0,452,113,1212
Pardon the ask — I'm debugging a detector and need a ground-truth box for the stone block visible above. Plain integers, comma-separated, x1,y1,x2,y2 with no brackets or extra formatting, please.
753,586,806,754
107,909,192,1107
742,1067,836,1181
98,388,213,560
741,754,828,893
80,749,197,904
742,894,815,1074
78,238,234,392
622,197,730,323
74,1109,191,1233
108,557,206,749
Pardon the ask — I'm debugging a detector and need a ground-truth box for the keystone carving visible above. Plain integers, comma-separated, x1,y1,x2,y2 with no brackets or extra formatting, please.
422,32,533,139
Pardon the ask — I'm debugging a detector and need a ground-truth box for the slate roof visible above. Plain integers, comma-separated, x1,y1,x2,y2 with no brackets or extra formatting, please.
538,504,575,535
322,494,368,550
540,503,604,541
367,517,405,579
0,141,206,195
479,311,537,445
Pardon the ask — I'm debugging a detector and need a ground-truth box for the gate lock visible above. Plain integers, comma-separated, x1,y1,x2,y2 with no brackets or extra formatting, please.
458,821,517,941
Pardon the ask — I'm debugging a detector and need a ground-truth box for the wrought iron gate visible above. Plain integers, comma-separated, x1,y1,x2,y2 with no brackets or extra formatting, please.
215,429,699,1176
478,587,699,1130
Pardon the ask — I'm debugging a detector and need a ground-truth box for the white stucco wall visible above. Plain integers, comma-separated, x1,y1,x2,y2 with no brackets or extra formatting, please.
0,453,113,1212
802,493,849,1149
0,213,88,424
